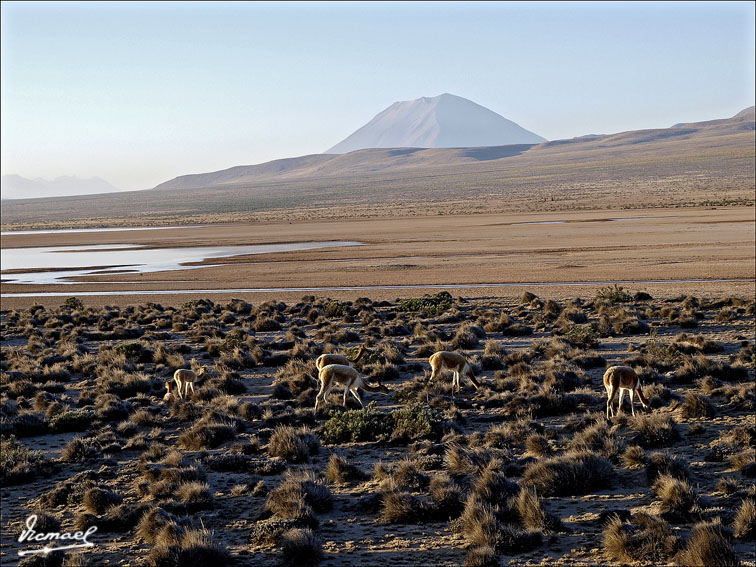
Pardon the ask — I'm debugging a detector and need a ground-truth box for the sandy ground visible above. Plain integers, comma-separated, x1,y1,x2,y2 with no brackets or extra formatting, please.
1,206,754,310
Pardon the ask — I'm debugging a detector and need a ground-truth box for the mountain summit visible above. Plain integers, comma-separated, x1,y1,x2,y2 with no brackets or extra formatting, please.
326,93,546,153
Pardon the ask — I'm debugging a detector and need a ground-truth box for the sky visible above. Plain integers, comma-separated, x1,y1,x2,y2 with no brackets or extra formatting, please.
1,1,754,192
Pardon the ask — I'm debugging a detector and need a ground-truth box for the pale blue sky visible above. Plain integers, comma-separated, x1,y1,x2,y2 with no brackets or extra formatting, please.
2,1,754,191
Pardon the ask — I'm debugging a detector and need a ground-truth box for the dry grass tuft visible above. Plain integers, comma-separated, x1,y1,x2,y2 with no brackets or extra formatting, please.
674,521,739,567
146,526,229,567
267,425,320,463
265,471,332,526
464,545,498,567
678,392,715,419
82,487,123,515
603,512,679,563
325,454,367,485
652,474,699,523
522,451,614,496
281,527,323,566
628,413,680,448
515,487,563,532
733,498,756,540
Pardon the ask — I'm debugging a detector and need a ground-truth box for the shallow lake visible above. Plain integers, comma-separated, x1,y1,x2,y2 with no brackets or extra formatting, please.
1,241,363,285
0,225,207,236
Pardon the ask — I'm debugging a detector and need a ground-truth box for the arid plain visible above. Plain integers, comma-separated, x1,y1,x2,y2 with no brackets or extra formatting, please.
1,206,754,311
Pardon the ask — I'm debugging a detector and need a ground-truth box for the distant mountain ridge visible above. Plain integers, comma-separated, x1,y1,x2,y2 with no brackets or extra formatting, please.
326,93,546,153
152,106,754,192
1,175,121,200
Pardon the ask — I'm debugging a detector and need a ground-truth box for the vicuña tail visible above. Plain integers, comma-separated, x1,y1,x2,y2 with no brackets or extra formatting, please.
636,384,649,406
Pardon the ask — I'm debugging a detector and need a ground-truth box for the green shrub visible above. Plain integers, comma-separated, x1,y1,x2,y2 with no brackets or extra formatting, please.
321,406,393,444
113,342,152,362
0,435,52,486
390,403,444,441
564,324,598,348
397,292,453,316
596,284,632,303
49,409,97,432
321,403,444,444
63,297,84,310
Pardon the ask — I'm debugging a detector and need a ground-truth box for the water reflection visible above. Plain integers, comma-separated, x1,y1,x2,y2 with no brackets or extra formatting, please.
1,241,363,284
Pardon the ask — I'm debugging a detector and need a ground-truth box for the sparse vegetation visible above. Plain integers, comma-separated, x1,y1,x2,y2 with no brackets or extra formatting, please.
397,292,454,316
0,292,752,566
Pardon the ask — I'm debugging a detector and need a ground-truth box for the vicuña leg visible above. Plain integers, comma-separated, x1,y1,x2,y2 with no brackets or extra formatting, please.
606,385,616,418
628,389,636,416
617,388,626,415
315,380,331,411
350,387,363,407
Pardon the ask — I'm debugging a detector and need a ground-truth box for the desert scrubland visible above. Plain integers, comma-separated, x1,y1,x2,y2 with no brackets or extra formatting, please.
0,287,754,566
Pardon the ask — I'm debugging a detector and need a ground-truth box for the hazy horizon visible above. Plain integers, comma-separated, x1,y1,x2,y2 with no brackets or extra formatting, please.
2,1,754,194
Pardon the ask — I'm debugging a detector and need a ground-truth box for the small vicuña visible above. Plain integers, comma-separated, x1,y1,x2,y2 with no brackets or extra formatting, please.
314,363,389,411
603,365,649,418
173,367,205,400
428,351,481,393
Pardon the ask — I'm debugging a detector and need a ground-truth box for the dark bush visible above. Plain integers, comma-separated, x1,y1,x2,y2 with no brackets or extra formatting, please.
628,414,680,448
678,393,715,419
281,528,323,566
267,426,320,463
0,435,52,486
83,487,123,515
49,409,97,432
645,452,690,483
60,437,101,463
522,451,614,496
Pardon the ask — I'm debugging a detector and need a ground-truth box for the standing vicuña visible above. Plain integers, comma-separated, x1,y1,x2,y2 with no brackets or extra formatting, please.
315,345,365,371
428,351,481,393
173,367,205,400
604,365,649,418
314,363,389,411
